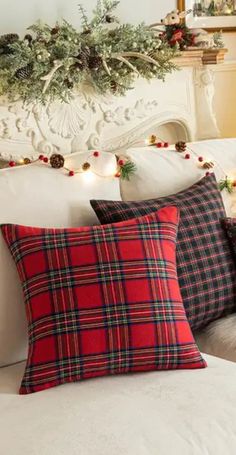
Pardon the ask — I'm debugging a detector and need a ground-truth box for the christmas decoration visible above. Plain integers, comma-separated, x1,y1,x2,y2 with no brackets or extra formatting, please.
175,141,187,152
146,135,169,148
0,0,178,104
219,177,235,194
82,162,91,171
3,150,136,181
151,9,224,52
0,34,19,54
118,160,137,181
50,153,65,169
165,24,194,50
202,161,214,170
148,134,234,194
149,134,157,145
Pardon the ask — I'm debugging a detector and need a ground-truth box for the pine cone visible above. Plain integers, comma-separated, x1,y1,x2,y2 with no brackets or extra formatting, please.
88,56,102,71
81,29,92,36
0,33,19,54
64,78,74,89
24,34,33,44
110,80,118,93
105,15,113,23
175,141,187,152
15,64,33,80
50,154,65,169
74,46,90,70
51,26,60,36
81,45,90,61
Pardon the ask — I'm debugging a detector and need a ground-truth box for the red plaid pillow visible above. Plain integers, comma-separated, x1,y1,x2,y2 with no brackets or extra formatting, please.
1,207,206,394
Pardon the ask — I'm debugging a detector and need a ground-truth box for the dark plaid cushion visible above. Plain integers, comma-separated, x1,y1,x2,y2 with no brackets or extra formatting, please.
91,174,236,330
1,206,205,394
222,218,236,259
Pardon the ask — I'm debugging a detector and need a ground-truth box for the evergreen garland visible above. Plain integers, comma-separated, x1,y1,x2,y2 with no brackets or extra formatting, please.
0,0,178,104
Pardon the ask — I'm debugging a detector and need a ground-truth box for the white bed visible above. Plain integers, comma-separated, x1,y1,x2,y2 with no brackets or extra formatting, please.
1,138,236,454
1,355,236,455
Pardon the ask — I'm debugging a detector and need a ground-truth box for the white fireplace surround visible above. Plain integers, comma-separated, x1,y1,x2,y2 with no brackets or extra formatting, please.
0,64,220,162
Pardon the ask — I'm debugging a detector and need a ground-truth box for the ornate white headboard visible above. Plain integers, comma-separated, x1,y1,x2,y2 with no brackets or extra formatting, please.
0,59,219,162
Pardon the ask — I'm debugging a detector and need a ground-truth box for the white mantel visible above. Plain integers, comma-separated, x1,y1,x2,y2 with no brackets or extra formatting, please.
0,53,221,162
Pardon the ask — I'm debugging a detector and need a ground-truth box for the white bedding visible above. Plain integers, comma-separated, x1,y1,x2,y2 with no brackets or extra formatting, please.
1,355,236,455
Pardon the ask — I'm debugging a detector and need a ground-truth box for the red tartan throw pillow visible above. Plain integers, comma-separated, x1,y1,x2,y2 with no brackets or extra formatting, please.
91,174,236,331
1,207,206,394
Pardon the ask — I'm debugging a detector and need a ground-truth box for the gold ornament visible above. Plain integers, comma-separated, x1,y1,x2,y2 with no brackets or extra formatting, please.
82,162,91,171
23,157,31,165
149,134,157,145
203,161,214,170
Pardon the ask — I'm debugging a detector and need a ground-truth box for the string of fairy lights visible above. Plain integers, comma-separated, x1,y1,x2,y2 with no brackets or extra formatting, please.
2,135,235,193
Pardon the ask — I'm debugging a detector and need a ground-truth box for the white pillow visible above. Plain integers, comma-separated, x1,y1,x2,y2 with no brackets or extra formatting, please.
0,151,120,366
122,138,236,216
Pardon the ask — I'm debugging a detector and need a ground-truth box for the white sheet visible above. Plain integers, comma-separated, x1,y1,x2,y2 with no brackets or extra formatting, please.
1,355,236,455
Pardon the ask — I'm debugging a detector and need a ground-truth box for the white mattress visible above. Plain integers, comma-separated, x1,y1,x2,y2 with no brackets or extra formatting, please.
1,355,236,455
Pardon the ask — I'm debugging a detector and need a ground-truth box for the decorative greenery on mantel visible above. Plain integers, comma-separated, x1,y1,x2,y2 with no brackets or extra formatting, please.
0,0,178,104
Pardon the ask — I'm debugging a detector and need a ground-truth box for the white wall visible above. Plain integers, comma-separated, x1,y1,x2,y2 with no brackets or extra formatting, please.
0,0,235,137
1,0,235,60
0,0,235,60
0,0,173,33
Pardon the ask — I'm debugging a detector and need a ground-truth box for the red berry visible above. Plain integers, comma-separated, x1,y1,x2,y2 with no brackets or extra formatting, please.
185,154,190,160
198,156,204,163
69,171,75,177
39,155,44,160
233,181,236,187
118,160,124,166
164,142,169,148
156,142,162,148
93,151,100,158
115,172,121,178
43,157,49,163
9,161,16,167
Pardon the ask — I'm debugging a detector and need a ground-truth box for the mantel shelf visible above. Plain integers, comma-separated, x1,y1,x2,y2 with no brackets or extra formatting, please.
174,48,228,67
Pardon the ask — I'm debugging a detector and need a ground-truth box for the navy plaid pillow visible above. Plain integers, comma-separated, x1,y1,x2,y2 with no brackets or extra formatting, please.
91,174,236,330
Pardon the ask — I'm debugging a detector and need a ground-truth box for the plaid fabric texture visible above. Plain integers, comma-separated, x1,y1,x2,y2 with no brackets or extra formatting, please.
91,174,236,330
1,206,205,394
222,218,236,259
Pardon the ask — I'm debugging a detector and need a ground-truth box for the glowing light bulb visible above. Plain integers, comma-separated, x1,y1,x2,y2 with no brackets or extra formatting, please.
82,170,95,183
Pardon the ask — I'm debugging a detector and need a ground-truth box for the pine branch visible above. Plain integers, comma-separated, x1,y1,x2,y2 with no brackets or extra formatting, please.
219,177,234,194
120,161,137,181
78,4,90,31
91,0,120,28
